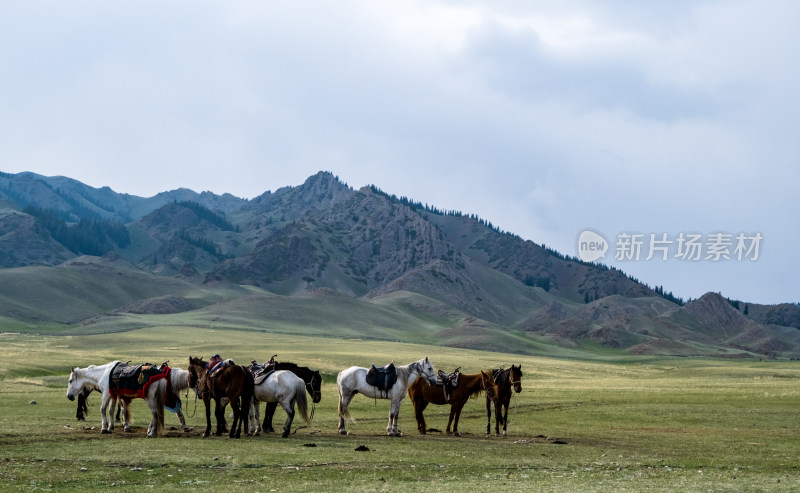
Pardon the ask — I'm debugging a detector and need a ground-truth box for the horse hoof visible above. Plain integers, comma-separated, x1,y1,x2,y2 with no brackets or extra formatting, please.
183,427,193,432
101,429,111,434
338,429,348,436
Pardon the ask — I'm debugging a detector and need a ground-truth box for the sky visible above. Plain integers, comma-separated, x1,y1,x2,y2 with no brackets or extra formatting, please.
1,1,798,305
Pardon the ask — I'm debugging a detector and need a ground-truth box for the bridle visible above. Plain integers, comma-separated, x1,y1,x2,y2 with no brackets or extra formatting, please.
509,367,523,392
305,377,322,402
416,361,436,382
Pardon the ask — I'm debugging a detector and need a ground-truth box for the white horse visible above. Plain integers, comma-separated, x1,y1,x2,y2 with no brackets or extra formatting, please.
116,367,193,433
337,357,437,436
66,361,167,437
67,361,123,434
250,370,311,437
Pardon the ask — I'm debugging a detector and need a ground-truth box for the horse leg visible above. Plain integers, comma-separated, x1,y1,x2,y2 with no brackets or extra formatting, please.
229,399,241,439
446,404,456,435
337,391,353,435
494,399,503,436
485,398,492,435
389,398,402,437
121,398,133,432
250,399,260,436
448,402,464,436
281,399,295,438
453,403,465,437
414,399,429,435
100,392,112,434
214,400,226,436
147,394,164,438
265,401,278,433
501,400,509,436
203,398,212,438
177,408,192,432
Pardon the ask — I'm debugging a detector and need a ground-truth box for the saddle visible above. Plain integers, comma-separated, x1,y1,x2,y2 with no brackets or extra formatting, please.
208,359,235,378
109,362,166,398
366,362,397,394
435,367,461,402
248,358,277,385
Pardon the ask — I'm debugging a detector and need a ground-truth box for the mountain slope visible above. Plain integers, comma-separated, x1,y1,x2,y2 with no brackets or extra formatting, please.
0,170,798,359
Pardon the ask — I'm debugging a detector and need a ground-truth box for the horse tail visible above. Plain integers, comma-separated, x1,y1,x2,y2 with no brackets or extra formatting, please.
337,395,353,423
242,368,255,432
295,378,312,425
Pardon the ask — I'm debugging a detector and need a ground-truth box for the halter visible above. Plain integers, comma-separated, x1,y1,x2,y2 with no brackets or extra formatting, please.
509,367,523,390
305,377,322,401
415,360,436,382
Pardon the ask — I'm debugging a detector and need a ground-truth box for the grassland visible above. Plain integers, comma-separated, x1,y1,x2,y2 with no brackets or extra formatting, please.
1,327,799,492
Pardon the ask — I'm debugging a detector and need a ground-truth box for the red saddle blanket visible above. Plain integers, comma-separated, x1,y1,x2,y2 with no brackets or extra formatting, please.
109,363,170,399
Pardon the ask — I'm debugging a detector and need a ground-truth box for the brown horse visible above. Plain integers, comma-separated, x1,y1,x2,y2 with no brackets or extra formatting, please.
486,364,523,436
187,357,254,438
408,370,496,436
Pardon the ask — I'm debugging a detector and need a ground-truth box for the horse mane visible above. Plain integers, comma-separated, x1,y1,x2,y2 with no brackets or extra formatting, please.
170,367,190,389
189,356,208,367
493,368,511,386
275,361,315,376
465,371,491,399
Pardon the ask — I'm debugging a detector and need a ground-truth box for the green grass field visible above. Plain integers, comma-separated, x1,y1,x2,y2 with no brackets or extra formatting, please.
1,327,799,492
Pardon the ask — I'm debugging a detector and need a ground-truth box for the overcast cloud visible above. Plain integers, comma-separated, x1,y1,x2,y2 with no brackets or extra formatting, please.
1,1,797,304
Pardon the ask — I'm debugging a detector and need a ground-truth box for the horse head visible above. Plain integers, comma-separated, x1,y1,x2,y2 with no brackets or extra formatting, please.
510,364,523,394
66,367,81,401
187,356,207,390
416,357,438,385
309,370,323,403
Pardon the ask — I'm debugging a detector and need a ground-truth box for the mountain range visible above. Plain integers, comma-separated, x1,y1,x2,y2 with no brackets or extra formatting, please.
2,170,799,359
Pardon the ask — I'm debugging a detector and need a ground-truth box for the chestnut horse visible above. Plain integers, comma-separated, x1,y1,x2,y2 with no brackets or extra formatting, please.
187,357,254,438
408,370,496,436
486,364,523,436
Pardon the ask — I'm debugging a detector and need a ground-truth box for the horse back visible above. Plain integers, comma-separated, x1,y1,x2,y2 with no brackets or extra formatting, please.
408,375,447,405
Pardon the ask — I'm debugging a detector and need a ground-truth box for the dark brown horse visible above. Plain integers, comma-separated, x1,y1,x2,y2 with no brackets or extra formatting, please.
76,385,124,422
408,370,496,436
248,359,323,434
486,364,523,436
187,357,254,438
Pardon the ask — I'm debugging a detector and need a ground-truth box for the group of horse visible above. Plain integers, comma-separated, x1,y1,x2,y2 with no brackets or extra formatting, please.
66,356,523,439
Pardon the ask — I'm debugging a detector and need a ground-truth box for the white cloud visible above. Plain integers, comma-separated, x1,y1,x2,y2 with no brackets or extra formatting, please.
0,0,797,303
